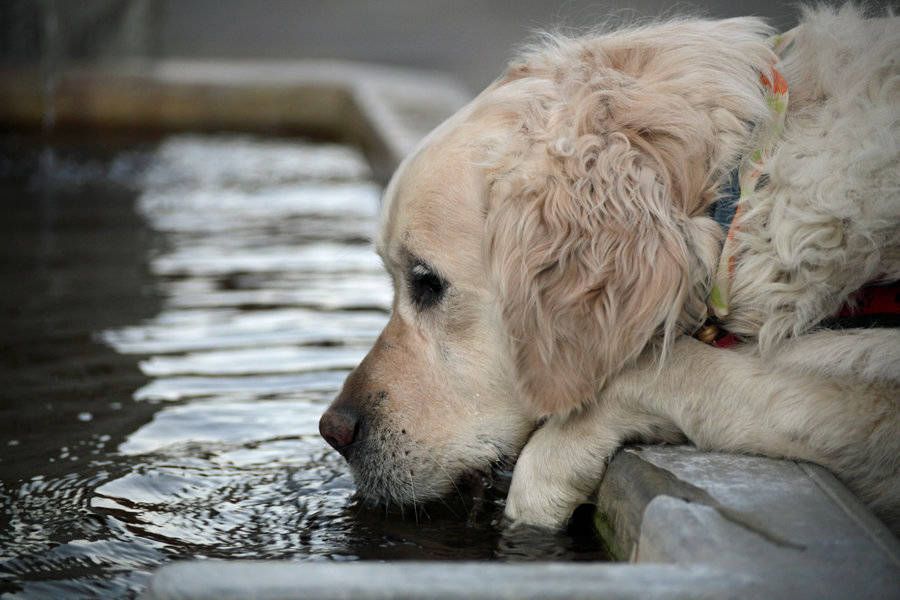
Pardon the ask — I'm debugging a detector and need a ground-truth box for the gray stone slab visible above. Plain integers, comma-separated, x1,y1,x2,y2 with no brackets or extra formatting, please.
140,561,757,600
596,445,900,600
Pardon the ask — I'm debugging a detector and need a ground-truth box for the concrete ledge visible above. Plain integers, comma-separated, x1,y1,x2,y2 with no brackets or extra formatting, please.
140,561,756,600
596,445,900,598
0,60,471,182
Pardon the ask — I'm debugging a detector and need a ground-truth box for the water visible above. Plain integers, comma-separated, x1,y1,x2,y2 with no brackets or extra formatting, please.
0,133,607,598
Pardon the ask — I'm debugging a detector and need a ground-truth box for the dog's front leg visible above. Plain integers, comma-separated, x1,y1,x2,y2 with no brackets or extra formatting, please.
504,407,617,528
504,398,671,529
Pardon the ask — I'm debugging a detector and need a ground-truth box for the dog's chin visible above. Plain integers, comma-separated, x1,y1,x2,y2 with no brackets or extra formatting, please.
455,458,516,502
348,449,517,518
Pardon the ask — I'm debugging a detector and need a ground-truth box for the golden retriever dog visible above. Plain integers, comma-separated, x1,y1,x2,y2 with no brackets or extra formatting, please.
320,5,900,532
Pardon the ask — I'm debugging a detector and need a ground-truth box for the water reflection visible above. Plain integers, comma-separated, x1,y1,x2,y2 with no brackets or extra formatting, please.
96,134,392,562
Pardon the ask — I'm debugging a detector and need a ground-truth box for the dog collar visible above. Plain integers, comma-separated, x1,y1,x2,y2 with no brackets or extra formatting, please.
698,280,900,349
708,30,797,320
709,169,741,236
697,30,796,348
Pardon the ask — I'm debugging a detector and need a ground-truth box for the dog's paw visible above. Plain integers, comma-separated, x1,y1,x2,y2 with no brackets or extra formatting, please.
503,431,590,530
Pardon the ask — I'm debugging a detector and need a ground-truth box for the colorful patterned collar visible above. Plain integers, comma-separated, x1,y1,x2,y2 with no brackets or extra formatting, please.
707,29,798,320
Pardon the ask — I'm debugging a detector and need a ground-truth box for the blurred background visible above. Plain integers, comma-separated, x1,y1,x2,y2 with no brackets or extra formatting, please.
1,0,801,92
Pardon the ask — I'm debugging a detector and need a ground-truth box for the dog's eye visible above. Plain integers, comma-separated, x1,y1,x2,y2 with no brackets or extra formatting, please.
408,261,446,310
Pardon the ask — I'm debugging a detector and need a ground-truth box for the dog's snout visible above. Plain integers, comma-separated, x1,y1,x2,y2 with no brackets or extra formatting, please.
322,355,384,457
319,408,360,457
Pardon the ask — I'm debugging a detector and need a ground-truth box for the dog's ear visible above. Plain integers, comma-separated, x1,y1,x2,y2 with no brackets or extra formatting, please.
484,19,775,415
485,20,773,416
491,61,745,413
488,131,713,417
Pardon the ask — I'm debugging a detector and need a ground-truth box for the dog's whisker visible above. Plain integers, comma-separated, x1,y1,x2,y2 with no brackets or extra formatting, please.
409,470,419,525
426,453,467,508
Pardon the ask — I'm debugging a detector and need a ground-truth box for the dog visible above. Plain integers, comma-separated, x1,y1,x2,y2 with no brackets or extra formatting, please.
320,4,900,532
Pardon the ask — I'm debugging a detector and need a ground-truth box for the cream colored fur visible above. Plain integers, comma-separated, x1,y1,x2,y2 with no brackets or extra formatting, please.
324,5,900,533
725,6,900,349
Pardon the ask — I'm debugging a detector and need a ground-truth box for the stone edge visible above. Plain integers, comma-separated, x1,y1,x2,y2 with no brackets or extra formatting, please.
0,59,471,184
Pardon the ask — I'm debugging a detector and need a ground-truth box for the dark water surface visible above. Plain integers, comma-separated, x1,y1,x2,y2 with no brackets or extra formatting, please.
0,133,606,598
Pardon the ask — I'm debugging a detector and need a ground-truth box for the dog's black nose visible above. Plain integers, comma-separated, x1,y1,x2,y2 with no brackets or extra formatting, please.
319,409,359,457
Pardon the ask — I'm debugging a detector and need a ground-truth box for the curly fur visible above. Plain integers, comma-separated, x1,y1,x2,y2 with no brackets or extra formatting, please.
725,5,900,350
484,5,899,414
485,16,780,414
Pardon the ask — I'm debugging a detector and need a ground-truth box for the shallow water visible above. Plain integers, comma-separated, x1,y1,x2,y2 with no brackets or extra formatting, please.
0,133,606,598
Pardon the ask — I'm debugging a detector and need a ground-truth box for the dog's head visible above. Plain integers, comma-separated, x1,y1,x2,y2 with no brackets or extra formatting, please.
320,18,773,506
